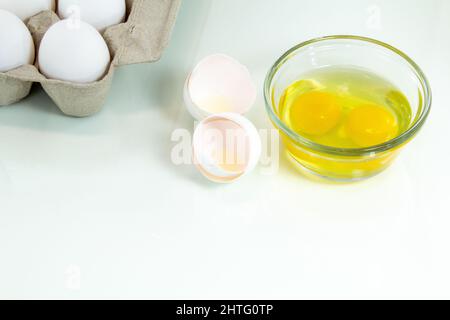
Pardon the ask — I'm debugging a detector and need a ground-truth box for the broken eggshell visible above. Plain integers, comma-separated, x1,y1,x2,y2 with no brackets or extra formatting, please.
184,54,257,120
192,113,261,183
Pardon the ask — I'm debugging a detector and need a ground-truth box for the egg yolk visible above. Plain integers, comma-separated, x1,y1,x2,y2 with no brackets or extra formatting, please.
289,91,341,135
346,104,399,147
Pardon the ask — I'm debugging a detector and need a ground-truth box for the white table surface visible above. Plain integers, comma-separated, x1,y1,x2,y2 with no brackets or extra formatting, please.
0,0,449,299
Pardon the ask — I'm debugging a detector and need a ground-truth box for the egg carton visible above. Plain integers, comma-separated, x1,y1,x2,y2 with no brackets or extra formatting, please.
0,0,181,117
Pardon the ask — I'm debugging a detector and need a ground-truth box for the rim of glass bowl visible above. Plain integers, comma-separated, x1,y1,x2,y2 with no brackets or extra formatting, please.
264,35,432,157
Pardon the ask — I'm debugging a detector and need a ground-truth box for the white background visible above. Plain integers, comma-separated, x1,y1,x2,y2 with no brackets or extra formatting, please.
0,0,449,299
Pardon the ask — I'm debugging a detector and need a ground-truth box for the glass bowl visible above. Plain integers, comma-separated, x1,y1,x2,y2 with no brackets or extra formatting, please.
264,35,432,182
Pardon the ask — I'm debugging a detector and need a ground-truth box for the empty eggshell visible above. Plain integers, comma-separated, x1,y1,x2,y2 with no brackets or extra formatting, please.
58,0,126,32
0,0,55,21
38,19,111,83
0,9,35,72
184,54,257,120
192,113,261,183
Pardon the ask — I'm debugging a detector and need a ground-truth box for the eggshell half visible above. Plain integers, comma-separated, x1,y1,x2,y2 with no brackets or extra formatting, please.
0,0,55,21
184,54,257,120
58,0,126,32
192,113,261,183
0,9,35,72
38,19,111,83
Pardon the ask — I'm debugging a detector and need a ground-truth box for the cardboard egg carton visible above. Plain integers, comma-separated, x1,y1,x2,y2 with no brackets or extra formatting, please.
0,0,181,117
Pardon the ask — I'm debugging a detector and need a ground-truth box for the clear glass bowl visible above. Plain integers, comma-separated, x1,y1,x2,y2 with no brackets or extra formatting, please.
264,35,432,182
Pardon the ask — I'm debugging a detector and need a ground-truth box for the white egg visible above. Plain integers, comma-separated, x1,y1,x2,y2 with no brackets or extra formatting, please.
58,0,126,32
192,113,261,183
0,10,35,72
38,19,111,83
0,0,55,20
184,54,257,120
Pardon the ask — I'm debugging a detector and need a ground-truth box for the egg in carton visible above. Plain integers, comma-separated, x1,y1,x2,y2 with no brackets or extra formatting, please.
0,0,181,117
